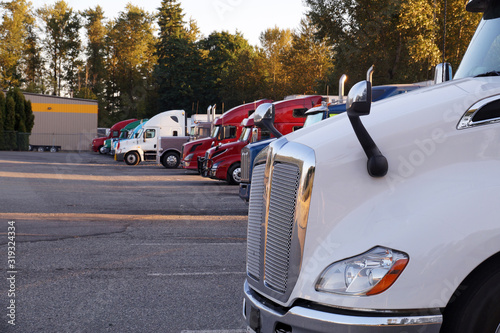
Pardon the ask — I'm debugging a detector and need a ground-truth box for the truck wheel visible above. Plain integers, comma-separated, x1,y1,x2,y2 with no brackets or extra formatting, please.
98,146,105,154
50,147,58,153
124,152,140,166
441,265,500,333
37,147,44,152
161,152,180,169
227,163,241,185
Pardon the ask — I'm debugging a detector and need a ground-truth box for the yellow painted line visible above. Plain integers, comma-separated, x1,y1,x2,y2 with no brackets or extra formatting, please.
0,171,203,182
0,159,110,167
32,103,97,114
0,213,247,222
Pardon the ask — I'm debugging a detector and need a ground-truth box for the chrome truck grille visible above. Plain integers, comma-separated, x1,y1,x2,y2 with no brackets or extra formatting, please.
264,163,300,292
246,138,315,303
241,147,250,183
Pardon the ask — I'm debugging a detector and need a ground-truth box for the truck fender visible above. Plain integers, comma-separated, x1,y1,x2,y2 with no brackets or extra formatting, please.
124,149,142,166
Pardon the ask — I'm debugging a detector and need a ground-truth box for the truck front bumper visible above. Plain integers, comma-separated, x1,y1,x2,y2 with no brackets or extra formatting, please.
243,281,442,333
115,153,124,162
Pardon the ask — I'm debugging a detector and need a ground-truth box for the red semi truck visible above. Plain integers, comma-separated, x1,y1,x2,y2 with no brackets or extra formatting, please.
91,119,137,153
181,100,272,171
201,95,322,184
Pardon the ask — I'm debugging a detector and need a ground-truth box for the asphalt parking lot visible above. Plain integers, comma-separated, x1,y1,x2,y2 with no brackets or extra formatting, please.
0,151,250,333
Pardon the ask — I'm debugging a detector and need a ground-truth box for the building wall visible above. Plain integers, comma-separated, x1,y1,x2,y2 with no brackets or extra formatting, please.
23,93,98,151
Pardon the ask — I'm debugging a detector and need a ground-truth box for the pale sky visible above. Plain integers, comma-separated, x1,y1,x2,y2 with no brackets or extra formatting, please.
30,0,310,46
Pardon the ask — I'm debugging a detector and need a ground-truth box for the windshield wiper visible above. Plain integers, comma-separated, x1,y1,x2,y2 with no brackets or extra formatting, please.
475,71,500,77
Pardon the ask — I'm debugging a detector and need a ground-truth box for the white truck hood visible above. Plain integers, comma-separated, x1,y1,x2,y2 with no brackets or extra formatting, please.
276,76,500,310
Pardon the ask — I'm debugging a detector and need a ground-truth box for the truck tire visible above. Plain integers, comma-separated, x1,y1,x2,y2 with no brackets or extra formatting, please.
161,152,180,169
124,151,140,166
99,146,107,154
98,145,105,154
227,162,241,185
441,264,500,333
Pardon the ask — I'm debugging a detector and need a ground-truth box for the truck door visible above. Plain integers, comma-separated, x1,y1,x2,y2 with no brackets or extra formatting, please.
143,127,159,151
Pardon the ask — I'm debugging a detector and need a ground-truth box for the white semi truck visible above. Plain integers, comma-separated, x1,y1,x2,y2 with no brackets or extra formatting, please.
243,0,500,332
115,110,188,168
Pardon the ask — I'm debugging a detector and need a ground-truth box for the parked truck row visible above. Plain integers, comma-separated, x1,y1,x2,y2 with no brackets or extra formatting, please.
92,111,212,168
87,1,500,332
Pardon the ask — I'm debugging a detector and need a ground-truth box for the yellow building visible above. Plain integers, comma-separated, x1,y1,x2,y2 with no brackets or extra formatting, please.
24,93,98,151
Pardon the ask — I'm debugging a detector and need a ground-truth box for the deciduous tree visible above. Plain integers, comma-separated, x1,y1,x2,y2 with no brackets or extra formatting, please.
0,0,35,88
306,0,481,87
259,27,293,100
106,4,157,121
283,18,334,95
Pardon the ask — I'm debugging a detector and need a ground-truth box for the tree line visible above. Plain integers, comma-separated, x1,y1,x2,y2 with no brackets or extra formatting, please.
0,0,481,127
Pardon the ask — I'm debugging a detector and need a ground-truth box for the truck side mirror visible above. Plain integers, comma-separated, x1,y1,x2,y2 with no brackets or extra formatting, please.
251,127,259,143
434,63,453,84
346,80,372,117
254,103,282,138
346,79,388,177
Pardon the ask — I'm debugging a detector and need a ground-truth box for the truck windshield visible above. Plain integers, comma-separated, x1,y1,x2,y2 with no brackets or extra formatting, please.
211,126,220,139
240,127,251,142
454,6,500,79
304,112,325,128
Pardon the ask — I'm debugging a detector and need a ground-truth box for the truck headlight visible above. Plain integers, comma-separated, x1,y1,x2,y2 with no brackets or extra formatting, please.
316,247,409,296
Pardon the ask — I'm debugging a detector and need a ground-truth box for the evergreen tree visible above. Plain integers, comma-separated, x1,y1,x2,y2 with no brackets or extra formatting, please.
63,12,83,96
37,1,82,96
24,98,34,134
12,88,28,150
4,94,16,150
12,88,26,132
154,0,204,115
24,23,46,93
81,7,106,96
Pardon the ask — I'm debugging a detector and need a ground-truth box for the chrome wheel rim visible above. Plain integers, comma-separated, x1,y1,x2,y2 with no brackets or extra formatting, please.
166,155,177,167
126,154,136,164
495,323,500,333
232,167,241,183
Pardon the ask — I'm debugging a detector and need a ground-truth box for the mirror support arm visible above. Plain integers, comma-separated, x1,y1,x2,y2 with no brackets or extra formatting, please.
348,115,388,177
261,119,282,138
